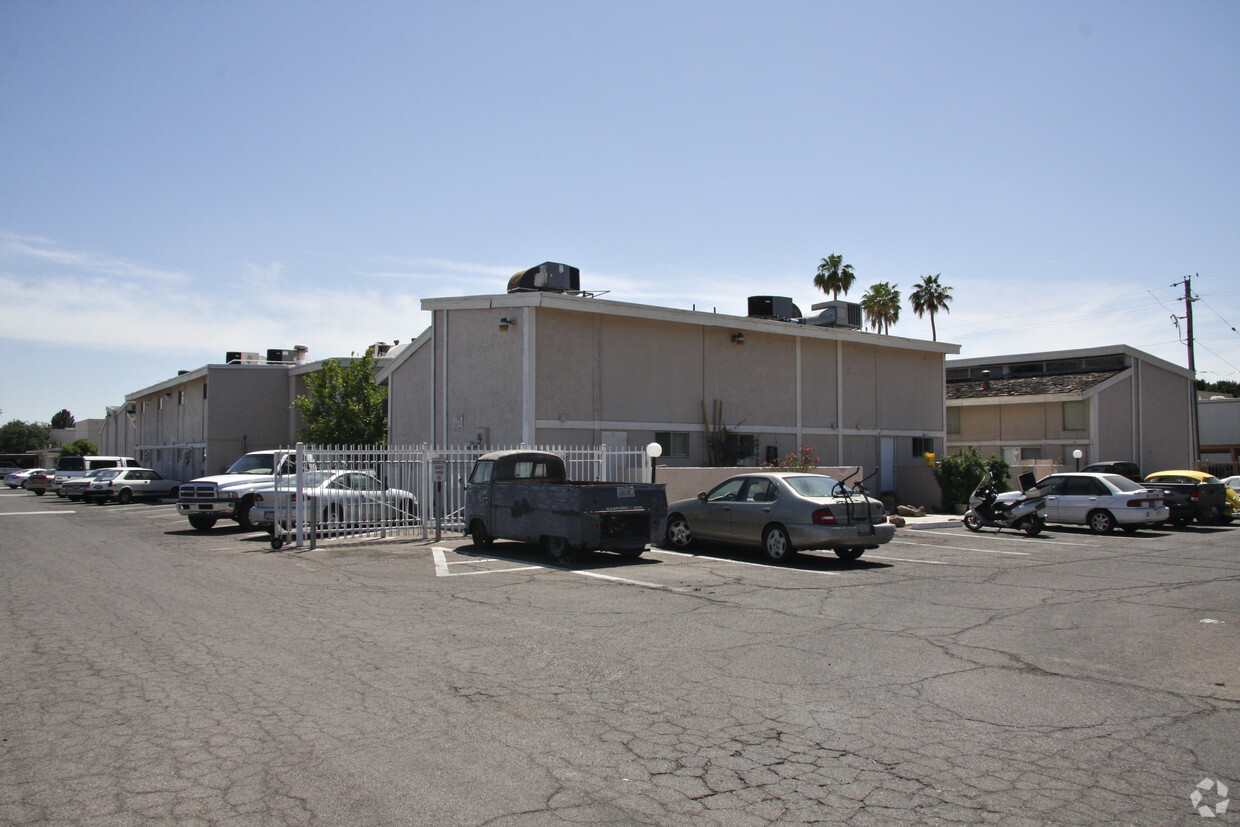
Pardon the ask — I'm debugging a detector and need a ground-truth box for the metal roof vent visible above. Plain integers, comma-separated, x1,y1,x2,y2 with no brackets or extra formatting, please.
507,262,580,293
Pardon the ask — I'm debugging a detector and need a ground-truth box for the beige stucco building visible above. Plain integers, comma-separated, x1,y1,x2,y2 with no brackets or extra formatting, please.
945,345,1196,474
378,290,959,502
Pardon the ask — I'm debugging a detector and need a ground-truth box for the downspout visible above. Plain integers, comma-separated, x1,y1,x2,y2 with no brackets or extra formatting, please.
836,338,844,461
795,336,803,449
522,304,536,445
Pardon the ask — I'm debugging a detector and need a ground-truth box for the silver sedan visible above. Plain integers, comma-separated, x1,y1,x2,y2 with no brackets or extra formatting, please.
662,471,894,563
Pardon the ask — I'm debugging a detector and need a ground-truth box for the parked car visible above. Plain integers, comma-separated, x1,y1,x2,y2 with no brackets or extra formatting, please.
662,471,894,563
1222,475,1240,494
1001,472,1168,534
4,468,48,489
248,470,417,533
86,468,182,504
51,455,142,496
22,470,55,495
58,469,115,501
1141,470,1231,525
1080,461,1142,483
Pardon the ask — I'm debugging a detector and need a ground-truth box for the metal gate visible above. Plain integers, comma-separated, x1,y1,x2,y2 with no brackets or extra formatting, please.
271,443,652,549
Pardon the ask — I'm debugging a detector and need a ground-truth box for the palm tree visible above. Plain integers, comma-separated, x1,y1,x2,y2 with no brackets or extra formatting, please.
860,282,901,334
908,273,952,341
813,253,856,300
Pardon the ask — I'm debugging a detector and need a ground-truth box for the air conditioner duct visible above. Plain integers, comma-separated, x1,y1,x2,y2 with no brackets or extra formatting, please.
225,351,263,364
808,301,862,329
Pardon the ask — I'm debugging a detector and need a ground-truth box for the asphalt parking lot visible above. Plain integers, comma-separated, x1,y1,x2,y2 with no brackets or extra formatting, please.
2,490,1238,824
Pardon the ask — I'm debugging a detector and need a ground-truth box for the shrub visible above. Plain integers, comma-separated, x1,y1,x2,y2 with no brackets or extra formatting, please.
766,445,820,472
933,448,1011,511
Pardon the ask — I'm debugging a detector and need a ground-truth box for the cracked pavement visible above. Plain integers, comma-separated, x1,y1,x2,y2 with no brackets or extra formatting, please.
1,494,1237,824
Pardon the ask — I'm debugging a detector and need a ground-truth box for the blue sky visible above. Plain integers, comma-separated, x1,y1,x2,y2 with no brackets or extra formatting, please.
2,0,1237,426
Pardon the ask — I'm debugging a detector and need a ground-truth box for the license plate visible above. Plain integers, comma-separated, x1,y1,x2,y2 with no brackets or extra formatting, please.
616,485,635,498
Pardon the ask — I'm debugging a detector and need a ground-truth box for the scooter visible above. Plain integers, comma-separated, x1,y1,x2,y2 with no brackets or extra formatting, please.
962,471,1046,536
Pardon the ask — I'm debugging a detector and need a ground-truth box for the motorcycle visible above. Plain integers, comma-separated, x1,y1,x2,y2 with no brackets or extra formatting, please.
962,471,1046,536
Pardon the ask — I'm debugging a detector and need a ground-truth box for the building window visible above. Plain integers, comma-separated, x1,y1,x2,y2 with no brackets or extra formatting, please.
655,432,690,458
178,390,185,405
946,407,961,434
912,437,935,457
1063,400,1086,431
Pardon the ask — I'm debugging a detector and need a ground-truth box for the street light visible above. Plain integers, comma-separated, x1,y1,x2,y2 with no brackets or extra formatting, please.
1073,449,1083,471
646,442,663,484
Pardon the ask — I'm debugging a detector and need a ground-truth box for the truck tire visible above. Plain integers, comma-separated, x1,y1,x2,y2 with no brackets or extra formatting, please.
188,514,218,531
544,536,579,567
235,495,257,532
470,520,494,549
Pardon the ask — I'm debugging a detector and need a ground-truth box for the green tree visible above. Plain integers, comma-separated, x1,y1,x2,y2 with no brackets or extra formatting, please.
0,420,53,453
813,253,856,300
292,348,388,444
932,447,1011,511
860,282,901,334
908,273,953,342
51,409,76,429
59,438,100,457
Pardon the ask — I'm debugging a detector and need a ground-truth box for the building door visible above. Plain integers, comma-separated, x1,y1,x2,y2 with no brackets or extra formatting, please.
880,437,896,494
602,431,628,481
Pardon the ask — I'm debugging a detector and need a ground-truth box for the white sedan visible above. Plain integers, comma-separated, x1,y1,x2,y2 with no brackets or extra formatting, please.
249,470,418,531
86,468,182,504
1002,472,1168,534
4,468,49,489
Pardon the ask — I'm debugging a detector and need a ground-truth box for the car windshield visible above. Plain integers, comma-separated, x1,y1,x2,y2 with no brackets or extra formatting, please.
226,454,282,475
1101,474,1143,492
785,475,843,498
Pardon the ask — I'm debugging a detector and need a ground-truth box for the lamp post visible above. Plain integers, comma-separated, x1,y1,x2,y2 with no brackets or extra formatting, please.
645,442,663,484
1073,449,1083,471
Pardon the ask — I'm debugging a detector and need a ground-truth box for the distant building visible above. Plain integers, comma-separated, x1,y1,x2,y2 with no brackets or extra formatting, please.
945,345,1196,474
1199,396,1240,466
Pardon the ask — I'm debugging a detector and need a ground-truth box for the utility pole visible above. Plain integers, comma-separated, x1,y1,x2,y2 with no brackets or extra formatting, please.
1174,275,1201,466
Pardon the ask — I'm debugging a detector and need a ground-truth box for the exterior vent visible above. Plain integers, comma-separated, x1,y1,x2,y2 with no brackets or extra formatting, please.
507,262,580,293
370,342,393,357
225,351,263,365
747,296,803,321
266,348,297,364
808,301,863,329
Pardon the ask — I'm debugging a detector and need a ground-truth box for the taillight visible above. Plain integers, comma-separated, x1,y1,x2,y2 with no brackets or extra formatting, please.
254,493,265,504
812,508,837,525
1191,490,1200,501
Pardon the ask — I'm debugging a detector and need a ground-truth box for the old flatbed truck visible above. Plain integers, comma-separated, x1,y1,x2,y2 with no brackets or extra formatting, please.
464,449,667,566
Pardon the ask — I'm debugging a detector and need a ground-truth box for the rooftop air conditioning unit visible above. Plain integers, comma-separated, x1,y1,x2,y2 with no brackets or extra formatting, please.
507,261,580,293
747,296,803,321
808,301,862,329
225,351,263,364
266,348,297,364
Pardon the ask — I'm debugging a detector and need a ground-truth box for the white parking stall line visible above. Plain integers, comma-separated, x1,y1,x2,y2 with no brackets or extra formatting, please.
433,547,691,592
865,555,949,565
890,539,1030,556
0,511,77,517
647,548,844,573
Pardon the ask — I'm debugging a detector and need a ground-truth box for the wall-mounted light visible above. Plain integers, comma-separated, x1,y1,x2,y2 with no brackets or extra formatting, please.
498,316,516,332
731,332,745,345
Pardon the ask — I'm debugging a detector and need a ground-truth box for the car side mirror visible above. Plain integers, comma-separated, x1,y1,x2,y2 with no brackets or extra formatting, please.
697,492,707,502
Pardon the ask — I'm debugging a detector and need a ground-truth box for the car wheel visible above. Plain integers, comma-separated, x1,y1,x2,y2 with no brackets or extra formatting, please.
1022,514,1044,537
117,489,133,505
962,513,982,532
544,535,579,566
1087,510,1116,534
470,520,493,549
187,514,217,531
664,515,694,549
762,525,795,563
615,546,645,560
835,546,864,562
235,496,257,531
169,486,179,498
1121,524,1139,534
33,489,45,496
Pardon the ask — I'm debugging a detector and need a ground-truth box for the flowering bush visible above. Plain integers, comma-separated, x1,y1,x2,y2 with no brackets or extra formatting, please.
765,445,820,471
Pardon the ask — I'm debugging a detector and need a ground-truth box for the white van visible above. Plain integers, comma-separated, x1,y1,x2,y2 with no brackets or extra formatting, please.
53,456,142,496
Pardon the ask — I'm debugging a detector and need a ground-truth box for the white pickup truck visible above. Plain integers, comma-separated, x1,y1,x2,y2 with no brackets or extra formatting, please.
176,450,298,531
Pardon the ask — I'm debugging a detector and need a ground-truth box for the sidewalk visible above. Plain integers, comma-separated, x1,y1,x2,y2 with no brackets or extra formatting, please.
894,511,963,530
